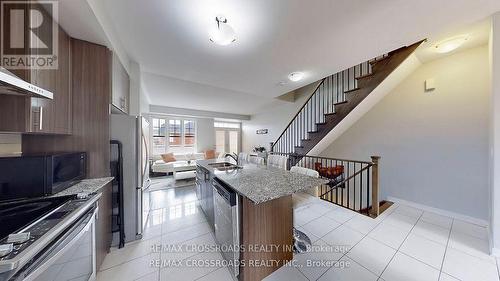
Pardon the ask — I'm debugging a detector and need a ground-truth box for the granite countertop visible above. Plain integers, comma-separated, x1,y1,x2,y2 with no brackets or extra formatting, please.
51,177,114,197
197,159,327,204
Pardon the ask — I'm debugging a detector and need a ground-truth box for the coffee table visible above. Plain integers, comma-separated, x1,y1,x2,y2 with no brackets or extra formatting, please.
172,162,197,180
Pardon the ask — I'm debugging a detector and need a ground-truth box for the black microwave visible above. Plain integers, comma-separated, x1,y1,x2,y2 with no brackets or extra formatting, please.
0,152,86,200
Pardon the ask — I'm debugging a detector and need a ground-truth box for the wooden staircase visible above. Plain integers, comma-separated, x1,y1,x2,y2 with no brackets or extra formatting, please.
272,41,423,161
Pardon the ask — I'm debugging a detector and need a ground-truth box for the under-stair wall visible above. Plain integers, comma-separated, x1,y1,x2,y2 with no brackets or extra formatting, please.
320,45,490,221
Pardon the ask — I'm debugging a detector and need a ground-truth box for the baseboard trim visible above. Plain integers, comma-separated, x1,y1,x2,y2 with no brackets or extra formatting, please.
492,247,500,257
387,196,489,227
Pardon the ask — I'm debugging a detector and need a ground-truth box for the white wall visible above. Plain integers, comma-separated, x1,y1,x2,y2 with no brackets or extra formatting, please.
150,105,250,120
140,82,150,115
321,45,490,221
142,72,275,116
490,13,500,255
196,118,215,152
0,134,21,155
242,82,320,152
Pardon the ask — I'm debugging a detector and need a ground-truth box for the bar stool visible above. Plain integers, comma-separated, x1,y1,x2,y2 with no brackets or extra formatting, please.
290,165,320,253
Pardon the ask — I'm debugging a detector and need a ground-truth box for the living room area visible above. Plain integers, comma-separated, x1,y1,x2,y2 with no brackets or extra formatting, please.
148,114,244,189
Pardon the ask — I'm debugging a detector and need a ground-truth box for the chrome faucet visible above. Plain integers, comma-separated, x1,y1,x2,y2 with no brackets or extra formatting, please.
223,152,238,164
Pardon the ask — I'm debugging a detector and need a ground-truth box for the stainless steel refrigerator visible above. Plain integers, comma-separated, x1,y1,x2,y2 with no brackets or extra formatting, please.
111,115,151,242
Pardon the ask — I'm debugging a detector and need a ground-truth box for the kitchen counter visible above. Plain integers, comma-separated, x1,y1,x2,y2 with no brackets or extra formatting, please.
51,177,114,197
197,159,328,280
197,159,327,204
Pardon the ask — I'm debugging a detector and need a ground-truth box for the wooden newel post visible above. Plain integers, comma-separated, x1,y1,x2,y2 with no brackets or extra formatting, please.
370,156,381,217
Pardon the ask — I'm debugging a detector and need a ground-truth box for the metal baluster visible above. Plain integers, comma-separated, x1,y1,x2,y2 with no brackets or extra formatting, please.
366,165,370,214
293,119,296,151
353,163,356,210
340,160,344,207
328,75,331,113
360,164,363,211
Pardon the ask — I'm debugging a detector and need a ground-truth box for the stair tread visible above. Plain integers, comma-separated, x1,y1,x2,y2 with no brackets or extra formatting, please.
369,55,390,65
355,73,374,79
334,100,348,106
316,122,326,125
324,112,336,116
344,88,360,94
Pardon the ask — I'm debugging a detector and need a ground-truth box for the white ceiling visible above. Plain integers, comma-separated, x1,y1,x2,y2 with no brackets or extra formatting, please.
57,0,500,115
55,0,109,47
100,0,500,98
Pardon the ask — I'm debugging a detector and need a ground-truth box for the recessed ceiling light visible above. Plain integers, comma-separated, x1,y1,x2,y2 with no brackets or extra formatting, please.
288,72,304,82
433,35,469,54
209,16,236,46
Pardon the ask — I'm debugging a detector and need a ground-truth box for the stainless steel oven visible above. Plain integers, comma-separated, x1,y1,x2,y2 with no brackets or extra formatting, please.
212,178,240,278
8,207,97,281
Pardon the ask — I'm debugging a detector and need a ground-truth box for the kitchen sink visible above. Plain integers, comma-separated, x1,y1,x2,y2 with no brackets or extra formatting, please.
208,162,241,170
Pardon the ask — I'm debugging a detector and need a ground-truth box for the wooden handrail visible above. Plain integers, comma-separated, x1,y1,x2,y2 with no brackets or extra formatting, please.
271,78,326,151
271,151,373,165
277,151,382,217
318,164,372,197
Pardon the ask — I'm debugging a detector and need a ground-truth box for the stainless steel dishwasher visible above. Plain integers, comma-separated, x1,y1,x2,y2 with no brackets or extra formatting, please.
212,178,240,278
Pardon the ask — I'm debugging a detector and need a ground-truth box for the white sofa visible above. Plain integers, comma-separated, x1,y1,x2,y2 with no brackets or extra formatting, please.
151,152,205,174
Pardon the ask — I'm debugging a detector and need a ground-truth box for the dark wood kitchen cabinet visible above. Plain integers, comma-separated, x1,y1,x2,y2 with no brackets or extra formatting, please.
30,24,72,134
23,38,113,269
0,5,71,134
96,182,112,269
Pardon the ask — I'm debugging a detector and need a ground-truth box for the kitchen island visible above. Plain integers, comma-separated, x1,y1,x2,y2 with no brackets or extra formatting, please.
196,159,326,281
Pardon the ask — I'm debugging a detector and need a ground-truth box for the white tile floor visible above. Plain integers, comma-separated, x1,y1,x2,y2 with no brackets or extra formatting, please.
96,185,500,281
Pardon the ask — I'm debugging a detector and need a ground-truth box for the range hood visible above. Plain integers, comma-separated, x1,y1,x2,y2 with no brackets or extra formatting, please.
0,67,53,99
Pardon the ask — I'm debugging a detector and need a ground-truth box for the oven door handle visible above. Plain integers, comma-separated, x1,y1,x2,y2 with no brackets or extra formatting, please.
20,207,97,281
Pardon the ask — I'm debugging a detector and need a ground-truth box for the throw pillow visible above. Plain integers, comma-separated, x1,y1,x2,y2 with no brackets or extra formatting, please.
205,150,216,159
161,153,176,163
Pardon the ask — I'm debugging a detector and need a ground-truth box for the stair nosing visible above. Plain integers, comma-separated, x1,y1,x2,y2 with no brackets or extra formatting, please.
369,56,390,65
355,73,374,80
334,100,348,106
344,87,360,94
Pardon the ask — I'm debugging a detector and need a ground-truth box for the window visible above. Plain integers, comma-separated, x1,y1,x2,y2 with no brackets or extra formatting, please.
168,120,181,146
151,117,196,155
152,118,166,155
184,120,196,147
215,121,241,154
214,122,240,129
215,130,226,154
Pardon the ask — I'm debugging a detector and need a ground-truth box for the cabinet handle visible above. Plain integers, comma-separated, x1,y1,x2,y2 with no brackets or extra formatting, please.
39,106,43,131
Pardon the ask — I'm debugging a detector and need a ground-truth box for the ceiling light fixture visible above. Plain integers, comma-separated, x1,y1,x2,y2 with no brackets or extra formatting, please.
288,72,304,82
209,16,236,46
433,35,469,54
